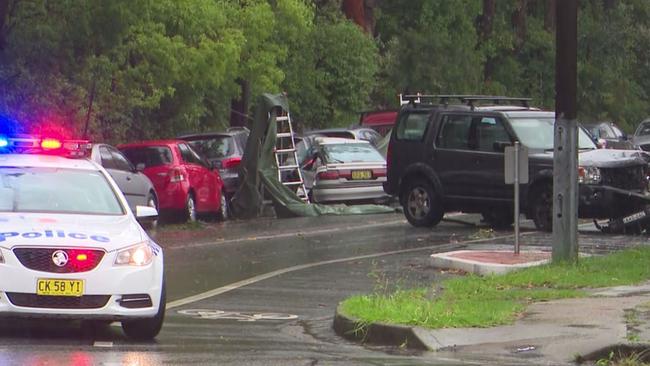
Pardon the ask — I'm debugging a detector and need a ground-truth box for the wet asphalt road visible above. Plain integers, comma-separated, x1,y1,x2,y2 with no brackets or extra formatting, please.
0,212,648,365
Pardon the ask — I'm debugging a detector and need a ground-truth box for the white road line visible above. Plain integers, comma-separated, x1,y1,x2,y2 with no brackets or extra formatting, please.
169,218,408,250
166,232,520,310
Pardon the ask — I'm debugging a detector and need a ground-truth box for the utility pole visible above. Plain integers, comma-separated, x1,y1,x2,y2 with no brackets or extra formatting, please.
553,0,578,262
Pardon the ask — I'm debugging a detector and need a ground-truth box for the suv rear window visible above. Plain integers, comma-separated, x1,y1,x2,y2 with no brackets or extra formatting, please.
395,112,429,141
121,146,173,168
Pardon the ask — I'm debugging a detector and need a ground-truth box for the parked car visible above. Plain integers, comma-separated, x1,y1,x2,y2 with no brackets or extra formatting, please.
583,121,635,150
384,95,650,233
177,127,249,216
304,128,383,147
118,140,225,222
633,119,650,151
359,109,398,136
300,137,389,204
90,143,158,215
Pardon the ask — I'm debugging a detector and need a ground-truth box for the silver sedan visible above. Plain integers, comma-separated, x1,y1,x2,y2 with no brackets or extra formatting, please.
301,138,389,204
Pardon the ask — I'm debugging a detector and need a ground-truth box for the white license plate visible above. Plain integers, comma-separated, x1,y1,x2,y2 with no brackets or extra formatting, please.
622,211,647,224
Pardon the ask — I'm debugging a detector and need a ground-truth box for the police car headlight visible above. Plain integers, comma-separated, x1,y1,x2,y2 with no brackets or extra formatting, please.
114,242,153,266
578,166,601,184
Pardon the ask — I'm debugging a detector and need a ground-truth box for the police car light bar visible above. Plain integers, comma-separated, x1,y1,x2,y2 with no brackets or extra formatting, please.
0,136,92,158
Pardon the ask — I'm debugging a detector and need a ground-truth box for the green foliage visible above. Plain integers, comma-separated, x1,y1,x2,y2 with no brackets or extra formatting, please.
341,246,650,329
1,1,650,140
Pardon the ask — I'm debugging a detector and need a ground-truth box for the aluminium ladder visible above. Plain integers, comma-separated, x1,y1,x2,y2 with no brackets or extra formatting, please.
272,109,309,203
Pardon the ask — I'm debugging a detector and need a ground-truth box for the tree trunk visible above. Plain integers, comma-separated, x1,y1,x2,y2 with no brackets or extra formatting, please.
342,0,375,34
229,79,250,128
545,0,556,32
478,0,496,83
0,0,11,50
512,0,528,52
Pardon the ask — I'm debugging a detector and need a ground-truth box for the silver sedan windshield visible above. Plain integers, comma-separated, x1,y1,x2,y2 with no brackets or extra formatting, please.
0,167,124,215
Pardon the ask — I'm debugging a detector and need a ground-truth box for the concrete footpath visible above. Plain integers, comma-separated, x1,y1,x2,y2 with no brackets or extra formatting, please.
334,248,650,365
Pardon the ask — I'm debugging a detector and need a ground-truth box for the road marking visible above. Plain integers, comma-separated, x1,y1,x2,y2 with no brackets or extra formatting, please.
178,309,299,322
93,341,113,347
169,218,408,250
167,213,470,251
166,232,521,309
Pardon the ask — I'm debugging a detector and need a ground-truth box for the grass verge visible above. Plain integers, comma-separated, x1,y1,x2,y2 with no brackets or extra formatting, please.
340,246,650,329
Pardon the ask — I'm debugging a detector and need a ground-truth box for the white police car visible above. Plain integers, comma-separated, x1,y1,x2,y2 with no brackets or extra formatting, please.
0,136,164,340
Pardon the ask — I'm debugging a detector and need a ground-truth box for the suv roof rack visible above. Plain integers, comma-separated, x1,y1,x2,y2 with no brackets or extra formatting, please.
399,94,532,109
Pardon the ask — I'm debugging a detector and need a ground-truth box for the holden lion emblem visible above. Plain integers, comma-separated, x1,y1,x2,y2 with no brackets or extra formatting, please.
52,250,69,267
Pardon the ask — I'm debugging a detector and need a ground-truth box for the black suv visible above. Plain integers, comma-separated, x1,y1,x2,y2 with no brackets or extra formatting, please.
384,95,650,232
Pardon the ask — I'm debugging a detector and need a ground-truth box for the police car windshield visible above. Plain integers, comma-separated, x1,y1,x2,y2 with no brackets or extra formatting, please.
0,167,124,215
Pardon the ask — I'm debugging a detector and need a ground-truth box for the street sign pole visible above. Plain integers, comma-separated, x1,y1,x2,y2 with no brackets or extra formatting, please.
514,141,520,254
505,142,528,255
553,0,579,263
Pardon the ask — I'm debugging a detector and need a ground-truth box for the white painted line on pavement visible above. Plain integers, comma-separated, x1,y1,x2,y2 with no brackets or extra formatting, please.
166,232,521,310
169,213,473,250
170,218,409,250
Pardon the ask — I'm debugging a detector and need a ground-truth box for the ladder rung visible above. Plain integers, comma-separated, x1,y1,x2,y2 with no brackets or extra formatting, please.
277,133,293,138
276,116,289,122
275,148,295,153
278,165,299,170
283,181,304,186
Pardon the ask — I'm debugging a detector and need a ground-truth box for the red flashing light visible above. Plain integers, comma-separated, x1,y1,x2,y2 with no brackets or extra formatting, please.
0,136,91,158
41,138,62,150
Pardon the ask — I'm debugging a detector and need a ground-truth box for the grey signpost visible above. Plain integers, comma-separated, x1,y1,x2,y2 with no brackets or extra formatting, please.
505,141,528,254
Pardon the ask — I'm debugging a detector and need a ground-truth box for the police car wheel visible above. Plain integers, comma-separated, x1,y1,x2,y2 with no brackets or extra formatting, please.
122,282,166,340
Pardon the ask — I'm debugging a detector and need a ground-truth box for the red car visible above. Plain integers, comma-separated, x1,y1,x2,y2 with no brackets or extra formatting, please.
118,140,225,222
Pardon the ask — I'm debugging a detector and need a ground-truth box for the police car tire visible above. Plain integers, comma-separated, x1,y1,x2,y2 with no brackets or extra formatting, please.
121,281,166,340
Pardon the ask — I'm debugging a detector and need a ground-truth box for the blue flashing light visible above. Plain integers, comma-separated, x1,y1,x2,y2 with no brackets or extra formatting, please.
0,137,8,148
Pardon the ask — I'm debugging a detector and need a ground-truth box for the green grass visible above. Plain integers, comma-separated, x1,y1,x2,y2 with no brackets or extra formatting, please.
341,246,650,329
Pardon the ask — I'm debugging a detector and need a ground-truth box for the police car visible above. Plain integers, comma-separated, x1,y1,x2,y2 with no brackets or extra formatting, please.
0,136,164,340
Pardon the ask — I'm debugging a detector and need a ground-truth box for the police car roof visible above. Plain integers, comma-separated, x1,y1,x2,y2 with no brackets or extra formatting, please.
0,154,100,170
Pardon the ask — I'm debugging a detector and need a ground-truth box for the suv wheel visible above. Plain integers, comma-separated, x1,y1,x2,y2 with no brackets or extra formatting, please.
402,179,444,227
531,185,553,232
481,210,514,230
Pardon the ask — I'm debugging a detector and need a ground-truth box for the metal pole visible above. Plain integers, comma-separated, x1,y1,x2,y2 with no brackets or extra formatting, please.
514,141,520,254
553,0,579,263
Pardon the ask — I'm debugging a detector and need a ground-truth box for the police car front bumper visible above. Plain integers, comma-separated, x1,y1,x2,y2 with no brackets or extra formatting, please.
0,249,163,320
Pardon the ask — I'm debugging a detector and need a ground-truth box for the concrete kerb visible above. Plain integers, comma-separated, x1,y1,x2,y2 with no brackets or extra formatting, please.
429,249,552,275
333,305,429,351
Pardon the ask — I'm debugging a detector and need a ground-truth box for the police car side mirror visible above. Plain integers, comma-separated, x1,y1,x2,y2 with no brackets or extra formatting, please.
135,205,158,220
135,163,146,172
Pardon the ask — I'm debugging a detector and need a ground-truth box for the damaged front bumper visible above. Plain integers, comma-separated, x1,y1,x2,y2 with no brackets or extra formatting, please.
579,184,650,233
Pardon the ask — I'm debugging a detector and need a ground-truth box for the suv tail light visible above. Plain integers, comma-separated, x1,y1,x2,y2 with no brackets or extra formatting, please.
221,157,242,169
170,168,185,183
317,170,340,180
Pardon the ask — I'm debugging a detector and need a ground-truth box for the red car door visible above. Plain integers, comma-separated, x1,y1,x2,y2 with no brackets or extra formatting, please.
177,143,221,213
